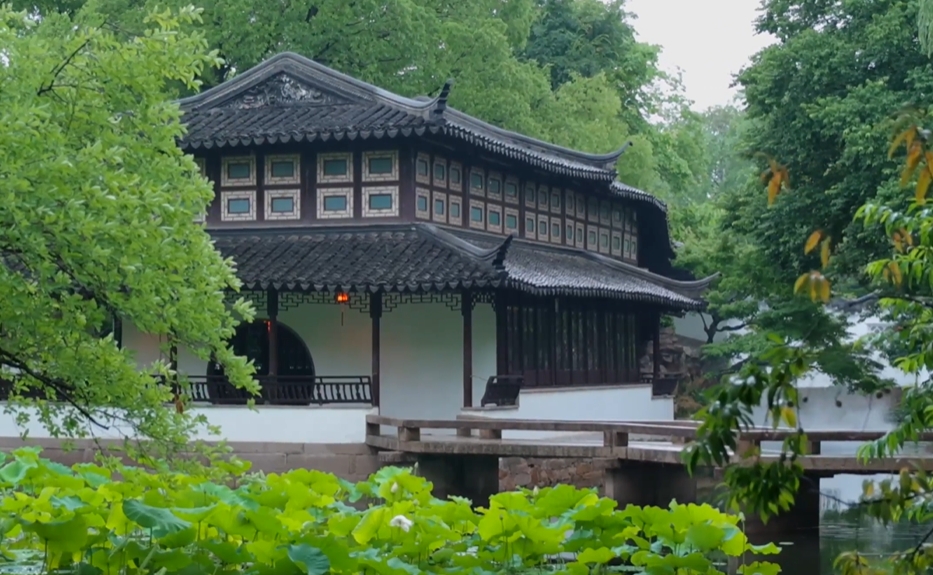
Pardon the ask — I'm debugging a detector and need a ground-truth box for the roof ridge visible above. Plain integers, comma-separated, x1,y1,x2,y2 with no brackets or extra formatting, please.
584,250,718,300
416,224,509,273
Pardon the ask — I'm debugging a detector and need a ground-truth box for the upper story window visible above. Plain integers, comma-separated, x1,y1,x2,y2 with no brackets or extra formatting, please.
505,178,519,204
487,172,502,201
265,154,300,185
524,184,536,207
470,169,485,196
222,156,256,187
433,159,447,188
415,152,431,185
363,151,398,182
449,161,463,192
318,152,352,184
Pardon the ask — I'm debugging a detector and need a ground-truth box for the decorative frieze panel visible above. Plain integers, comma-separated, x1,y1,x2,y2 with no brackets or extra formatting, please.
383,292,461,313
224,289,268,311
278,291,371,313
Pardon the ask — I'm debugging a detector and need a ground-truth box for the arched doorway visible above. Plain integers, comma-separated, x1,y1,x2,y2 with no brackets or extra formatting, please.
207,320,315,402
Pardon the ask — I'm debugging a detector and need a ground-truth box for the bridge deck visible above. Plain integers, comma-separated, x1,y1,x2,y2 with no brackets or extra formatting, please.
365,415,933,475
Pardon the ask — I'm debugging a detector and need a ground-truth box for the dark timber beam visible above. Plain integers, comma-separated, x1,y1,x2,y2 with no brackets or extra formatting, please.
267,288,279,376
652,311,661,381
462,289,473,408
371,292,382,408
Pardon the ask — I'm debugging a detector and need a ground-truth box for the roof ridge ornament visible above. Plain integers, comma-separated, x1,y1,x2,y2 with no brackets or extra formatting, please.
227,72,343,109
431,78,454,125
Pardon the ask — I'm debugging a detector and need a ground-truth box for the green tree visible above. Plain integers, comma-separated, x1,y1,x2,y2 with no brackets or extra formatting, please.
731,0,930,285
0,5,254,460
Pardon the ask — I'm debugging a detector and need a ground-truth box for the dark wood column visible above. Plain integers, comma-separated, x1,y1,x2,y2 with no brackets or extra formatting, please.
113,316,123,349
370,292,382,408
652,311,661,381
462,289,473,408
495,291,508,376
267,288,279,376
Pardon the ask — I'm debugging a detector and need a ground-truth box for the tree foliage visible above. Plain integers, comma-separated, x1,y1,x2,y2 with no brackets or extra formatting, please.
0,5,254,458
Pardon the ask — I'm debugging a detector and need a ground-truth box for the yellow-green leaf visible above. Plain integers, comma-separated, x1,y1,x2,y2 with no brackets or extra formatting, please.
917,167,931,203
804,230,822,254
820,238,831,269
780,406,797,428
794,273,809,295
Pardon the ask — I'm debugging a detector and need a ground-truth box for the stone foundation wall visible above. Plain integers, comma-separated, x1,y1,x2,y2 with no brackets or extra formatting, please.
0,437,382,482
499,457,611,493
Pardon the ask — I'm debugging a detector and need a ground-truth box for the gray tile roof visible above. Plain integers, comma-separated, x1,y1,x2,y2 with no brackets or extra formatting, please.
211,224,711,311
177,53,627,181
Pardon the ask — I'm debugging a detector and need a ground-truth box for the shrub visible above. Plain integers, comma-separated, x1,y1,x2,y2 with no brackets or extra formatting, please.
0,447,779,575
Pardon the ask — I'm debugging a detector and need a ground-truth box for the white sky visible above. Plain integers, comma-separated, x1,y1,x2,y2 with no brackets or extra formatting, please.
626,0,776,111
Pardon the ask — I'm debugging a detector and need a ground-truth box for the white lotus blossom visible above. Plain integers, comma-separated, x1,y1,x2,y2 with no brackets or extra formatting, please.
390,514,413,532
391,482,399,493
533,487,539,496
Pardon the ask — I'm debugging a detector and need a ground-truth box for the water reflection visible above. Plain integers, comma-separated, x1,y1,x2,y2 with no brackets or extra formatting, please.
745,474,930,575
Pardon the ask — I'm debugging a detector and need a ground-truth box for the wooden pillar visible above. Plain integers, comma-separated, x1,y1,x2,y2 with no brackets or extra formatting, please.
652,311,661,381
495,291,508,376
462,289,473,408
370,292,382,408
267,288,279,376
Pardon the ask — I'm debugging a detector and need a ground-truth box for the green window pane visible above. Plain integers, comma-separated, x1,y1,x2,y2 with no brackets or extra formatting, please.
227,198,250,214
613,210,622,223
566,225,573,240
450,202,461,217
227,162,251,180
417,159,429,176
434,199,445,215
488,179,501,194
506,214,518,229
471,206,484,222
552,223,560,238
600,234,609,247
369,156,394,175
588,231,596,244
450,167,461,184
417,195,428,211
323,158,348,177
369,194,393,210
270,197,294,213
551,193,561,208
434,163,446,181
270,160,295,179
567,195,575,211
526,218,535,232
471,172,483,189
505,183,518,198
489,211,501,226
540,220,549,235
613,236,621,249
600,208,610,220
323,195,348,211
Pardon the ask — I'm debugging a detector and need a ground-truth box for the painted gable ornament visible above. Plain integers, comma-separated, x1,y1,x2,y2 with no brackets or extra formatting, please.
229,73,341,109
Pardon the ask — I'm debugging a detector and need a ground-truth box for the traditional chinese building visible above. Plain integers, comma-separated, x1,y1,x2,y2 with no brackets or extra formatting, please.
114,52,715,442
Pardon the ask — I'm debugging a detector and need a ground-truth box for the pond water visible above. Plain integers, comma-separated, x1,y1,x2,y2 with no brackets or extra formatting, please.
749,473,929,575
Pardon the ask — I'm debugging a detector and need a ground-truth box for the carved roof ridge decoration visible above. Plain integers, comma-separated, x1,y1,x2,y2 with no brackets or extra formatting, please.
176,52,625,179
584,251,719,301
417,224,511,273
610,181,668,213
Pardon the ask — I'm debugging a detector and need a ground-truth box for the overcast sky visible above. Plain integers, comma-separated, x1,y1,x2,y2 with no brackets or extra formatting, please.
626,0,775,111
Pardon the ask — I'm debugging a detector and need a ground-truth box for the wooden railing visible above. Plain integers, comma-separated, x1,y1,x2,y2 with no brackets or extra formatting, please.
479,375,523,407
182,375,373,406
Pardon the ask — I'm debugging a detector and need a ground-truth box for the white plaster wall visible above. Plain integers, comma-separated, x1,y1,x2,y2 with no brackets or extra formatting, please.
378,302,495,421
0,405,375,443
121,322,206,376
462,384,674,441
280,301,371,378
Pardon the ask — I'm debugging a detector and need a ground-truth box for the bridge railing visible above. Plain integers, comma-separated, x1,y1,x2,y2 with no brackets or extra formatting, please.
365,414,933,459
